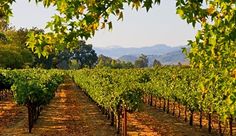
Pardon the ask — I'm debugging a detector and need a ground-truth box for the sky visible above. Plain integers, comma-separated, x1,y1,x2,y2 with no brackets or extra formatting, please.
10,0,200,48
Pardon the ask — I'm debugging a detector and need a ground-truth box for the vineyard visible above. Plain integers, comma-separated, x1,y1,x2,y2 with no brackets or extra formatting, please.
0,67,235,135
0,0,235,135
0,69,64,133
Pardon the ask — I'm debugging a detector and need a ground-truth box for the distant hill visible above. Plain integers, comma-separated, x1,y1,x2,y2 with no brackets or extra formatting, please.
119,50,189,66
94,44,189,65
119,55,137,63
94,44,184,58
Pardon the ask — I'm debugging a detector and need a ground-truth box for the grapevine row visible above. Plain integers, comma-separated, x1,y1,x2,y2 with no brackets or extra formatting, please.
0,69,64,133
69,67,235,135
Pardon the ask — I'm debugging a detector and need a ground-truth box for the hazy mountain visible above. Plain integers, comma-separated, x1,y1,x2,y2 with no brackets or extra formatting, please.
119,50,189,66
94,44,189,65
94,44,184,58
119,55,137,63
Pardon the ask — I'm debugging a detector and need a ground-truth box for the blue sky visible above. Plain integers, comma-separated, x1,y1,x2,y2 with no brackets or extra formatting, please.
10,0,200,48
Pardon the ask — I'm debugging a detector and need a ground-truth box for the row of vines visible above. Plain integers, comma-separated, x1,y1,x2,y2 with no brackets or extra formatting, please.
0,69,64,133
69,67,235,135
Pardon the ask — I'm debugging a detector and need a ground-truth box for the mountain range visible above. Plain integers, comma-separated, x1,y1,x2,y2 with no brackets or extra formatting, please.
94,44,189,65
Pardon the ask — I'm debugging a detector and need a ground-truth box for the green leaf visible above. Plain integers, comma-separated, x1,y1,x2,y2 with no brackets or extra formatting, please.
176,8,184,18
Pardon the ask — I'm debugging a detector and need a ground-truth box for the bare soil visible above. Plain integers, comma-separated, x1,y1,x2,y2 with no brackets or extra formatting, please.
127,105,216,136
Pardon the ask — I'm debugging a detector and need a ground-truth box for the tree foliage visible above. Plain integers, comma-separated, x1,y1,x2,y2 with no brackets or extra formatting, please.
52,40,98,69
0,27,44,69
152,59,161,67
176,1,235,111
135,54,148,68
96,54,113,68
0,45,34,69
96,54,134,69
177,1,235,69
73,40,98,68
0,1,235,64
1,0,161,57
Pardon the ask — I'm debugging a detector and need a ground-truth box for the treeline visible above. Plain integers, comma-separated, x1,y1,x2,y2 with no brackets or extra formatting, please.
0,22,98,69
96,54,162,69
0,24,162,69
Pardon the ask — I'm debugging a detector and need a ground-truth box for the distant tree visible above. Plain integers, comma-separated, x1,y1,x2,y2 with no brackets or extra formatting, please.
134,54,148,68
0,32,7,44
111,59,118,68
0,19,8,32
6,28,44,47
74,41,98,68
0,19,8,43
120,61,134,69
69,59,80,69
52,40,97,69
0,27,45,68
95,55,135,69
55,49,71,69
96,54,113,68
34,54,55,69
0,45,24,69
153,59,161,67
178,62,182,66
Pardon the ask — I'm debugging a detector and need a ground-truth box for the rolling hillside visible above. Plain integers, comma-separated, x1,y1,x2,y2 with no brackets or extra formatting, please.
95,44,189,65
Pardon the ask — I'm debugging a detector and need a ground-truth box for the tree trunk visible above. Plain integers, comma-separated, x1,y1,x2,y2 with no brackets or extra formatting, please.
122,106,127,136
208,113,212,133
107,110,110,120
167,99,170,113
163,98,166,111
27,103,33,133
200,110,202,128
150,95,153,106
154,97,156,107
111,111,114,126
116,103,121,134
229,115,233,136
178,103,181,118
172,101,175,116
159,98,162,109
218,117,223,136
189,110,194,126
184,106,187,122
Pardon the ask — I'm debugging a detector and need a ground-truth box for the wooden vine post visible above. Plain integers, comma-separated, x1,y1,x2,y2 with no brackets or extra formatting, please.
159,98,162,109
229,115,233,136
199,109,203,128
116,101,121,134
218,116,222,136
163,98,166,111
208,113,212,133
184,106,187,122
27,102,33,133
154,97,156,107
178,103,181,118
110,111,115,126
150,95,153,106
167,98,170,113
122,105,127,136
172,101,175,116
189,110,194,126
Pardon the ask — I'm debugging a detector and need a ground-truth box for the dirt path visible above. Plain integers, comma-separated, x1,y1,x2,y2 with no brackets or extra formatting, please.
0,80,116,136
0,100,27,133
127,105,216,136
